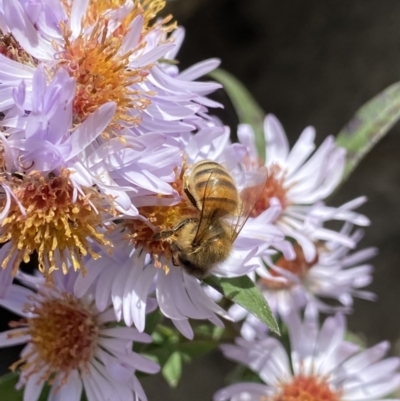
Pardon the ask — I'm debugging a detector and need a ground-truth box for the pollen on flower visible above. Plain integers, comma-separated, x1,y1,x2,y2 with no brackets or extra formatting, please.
251,164,289,217
260,244,316,290
84,0,176,33
267,375,341,401
56,0,176,132
0,33,37,66
124,167,198,272
9,292,98,384
0,170,113,276
57,19,152,130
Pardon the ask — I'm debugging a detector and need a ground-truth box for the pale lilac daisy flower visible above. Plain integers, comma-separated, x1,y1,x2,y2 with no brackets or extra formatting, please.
2,65,116,178
74,236,231,340
0,0,222,214
0,0,221,135
258,224,376,315
85,130,183,216
3,61,183,216
0,271,159,401
228,224,376,340
0,66,117,281
238,114,370,262
215,307,400,401
74,126,290,339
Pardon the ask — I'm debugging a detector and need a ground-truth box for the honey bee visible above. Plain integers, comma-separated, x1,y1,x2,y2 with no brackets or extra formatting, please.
154,160,267,278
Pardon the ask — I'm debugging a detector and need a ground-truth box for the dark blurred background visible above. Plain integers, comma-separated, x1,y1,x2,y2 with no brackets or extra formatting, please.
2,1,400,400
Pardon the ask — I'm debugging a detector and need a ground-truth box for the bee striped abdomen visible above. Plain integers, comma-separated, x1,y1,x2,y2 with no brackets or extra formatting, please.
186,160,239,215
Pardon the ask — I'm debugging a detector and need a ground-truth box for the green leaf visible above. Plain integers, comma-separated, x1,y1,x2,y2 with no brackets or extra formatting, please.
142,321,220,388
0,372,53,401
144,309,164,336
0,372,23,401
161,351,182,388
209,69,266,161
336,81,400,181
193,323,226,341
178,340,218,361
227,364,263,385
344,330,367,348
158,341,218,386
204,275,279,334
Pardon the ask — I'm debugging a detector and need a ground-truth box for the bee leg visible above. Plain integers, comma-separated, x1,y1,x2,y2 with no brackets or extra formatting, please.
171,253,180,267
169,243,181,266
183,184,200,210
153,230,174,240
152,218,198,240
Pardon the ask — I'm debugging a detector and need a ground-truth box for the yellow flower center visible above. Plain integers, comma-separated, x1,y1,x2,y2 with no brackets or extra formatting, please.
1,1,177,135
0,170,113,276
85,0,171,31
9,292,98,384
266,375,341,401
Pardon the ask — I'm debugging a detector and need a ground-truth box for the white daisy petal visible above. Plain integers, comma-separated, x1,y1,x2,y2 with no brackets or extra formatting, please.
172,318,194,340
23,370,45,401
216,312,400,401
214,383,270,401
48,370,82,401
0,329,31,347
0,269,158,401
264,114,289,163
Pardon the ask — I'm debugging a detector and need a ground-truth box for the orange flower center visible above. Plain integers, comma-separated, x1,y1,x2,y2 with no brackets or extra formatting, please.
56,0,176,132
267,375,341,401
1,1,177,136
58,19,152,130
9,292,98,384
251,164,289,218
260,244,316,290
124,167,198,271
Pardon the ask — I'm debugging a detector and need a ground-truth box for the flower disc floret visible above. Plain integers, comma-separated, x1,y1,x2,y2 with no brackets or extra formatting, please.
260,243,316,290
0,170,112,275
0,33,36,65
10,293,98,382
84,0,171,31
237,115,370,262
125,168,198,270
271,375,341,401
59,19,152,127
0,276,159,401
252,164,290,217
215,310,400,401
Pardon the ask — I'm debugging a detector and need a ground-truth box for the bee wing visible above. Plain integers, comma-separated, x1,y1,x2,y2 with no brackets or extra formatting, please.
192,165,229,244
230,166,268,241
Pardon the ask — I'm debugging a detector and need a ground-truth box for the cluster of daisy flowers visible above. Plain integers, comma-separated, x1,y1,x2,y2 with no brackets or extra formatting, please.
0,1,397,400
